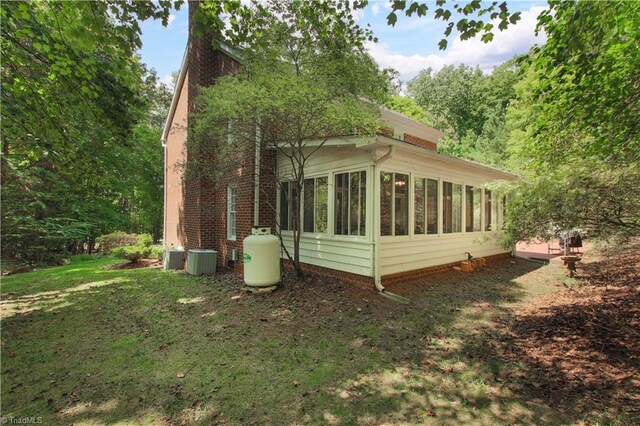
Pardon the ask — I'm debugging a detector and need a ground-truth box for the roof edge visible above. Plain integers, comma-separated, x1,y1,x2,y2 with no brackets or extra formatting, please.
373,135,519,180
161,46,189,145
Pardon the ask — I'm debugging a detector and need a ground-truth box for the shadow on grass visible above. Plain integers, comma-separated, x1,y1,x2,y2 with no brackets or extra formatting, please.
1,257,592,425
480,285,640,424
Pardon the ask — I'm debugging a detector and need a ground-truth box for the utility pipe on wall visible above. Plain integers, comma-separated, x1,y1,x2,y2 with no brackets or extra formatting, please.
373,146,395,293
253,124,261,226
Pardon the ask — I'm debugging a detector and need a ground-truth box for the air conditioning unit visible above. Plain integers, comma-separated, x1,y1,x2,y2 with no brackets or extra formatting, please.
163,248,185,270
186,249,217,275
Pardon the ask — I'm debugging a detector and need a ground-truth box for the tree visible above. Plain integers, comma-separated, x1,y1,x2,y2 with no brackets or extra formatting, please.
522,0,640,168
1,1,175,262
500,1,640,244
408,64,485,139
384,95,435,127
190,0,389,276
499,161,640,248
407,59,521,167
384,0,523,50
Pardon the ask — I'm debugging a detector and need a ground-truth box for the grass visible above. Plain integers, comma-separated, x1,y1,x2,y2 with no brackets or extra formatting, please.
0,257,624,425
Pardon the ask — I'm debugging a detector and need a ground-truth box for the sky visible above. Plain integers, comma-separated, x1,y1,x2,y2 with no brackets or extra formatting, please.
139,0,547,89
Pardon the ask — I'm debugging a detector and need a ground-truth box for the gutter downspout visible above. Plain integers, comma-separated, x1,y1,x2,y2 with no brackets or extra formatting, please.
372,146,408,304
162,137,167,247
254,124,261,226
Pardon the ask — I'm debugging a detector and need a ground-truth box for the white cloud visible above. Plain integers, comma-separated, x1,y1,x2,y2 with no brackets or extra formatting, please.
160,74,174,90
371,4,381,16
352,7,364,22
167,14,176,27
367,6,547,82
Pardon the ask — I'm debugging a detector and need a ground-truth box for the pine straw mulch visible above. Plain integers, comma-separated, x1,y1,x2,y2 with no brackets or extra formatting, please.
493,241,640,420
103,258,162,270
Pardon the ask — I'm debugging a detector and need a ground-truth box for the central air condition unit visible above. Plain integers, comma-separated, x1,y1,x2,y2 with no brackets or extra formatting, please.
186,249,217,275
163,248,185,270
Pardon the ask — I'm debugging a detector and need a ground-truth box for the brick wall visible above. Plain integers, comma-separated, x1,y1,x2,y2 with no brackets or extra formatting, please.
184,0,249,270
403,133,437,151
380,252,512,285
282,252,512,287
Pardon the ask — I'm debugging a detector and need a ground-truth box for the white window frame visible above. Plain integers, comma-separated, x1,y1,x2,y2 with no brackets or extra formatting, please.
380,171,410,237
227,119,236,145
465,185,483,233
442,180,464,234
302,175,329,235
278,181,296,234
227,186,237,240
334,169,367,238
413,174,440,238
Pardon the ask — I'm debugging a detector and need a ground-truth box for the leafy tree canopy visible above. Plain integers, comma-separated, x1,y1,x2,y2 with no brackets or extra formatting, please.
522,0,640,169
190,0,390,275
1,1,174,262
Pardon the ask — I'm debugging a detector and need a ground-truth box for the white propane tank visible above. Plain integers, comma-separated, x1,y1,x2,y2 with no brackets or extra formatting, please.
243,226,280,287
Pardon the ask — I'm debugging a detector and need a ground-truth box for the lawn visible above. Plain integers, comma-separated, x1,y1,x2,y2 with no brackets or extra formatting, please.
1,255,636,425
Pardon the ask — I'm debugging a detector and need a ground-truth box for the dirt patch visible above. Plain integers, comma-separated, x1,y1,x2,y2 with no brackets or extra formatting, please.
103,258,161,270
494,242,640,420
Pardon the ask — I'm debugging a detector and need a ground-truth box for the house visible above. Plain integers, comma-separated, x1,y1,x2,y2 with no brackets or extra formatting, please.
162,2,517,288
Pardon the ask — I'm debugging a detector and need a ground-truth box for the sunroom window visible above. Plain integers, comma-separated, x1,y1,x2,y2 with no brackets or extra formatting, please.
443,181,462,233
484,189,492,231
335,171,366,236
415,177,439,235
465,186,482,232
279,181,298,232
380,172,409,236
303,177,328,233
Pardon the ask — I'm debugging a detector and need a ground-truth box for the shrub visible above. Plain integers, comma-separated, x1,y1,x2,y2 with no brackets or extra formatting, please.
67,254,95,263
96,232,139,253
137,234,153,248
149,245,164,260
111,245,152,263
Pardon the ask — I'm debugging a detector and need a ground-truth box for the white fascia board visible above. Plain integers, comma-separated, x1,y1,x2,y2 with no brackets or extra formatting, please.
161,46,189,145
360,135,520,180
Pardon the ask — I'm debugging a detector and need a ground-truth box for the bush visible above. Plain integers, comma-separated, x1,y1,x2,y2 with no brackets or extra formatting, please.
96,232,139,253
149,245,164,260
111,245,152,263
137,234,153,248
67,254,95,263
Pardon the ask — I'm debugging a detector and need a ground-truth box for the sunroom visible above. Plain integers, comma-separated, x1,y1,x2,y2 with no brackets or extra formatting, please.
277,108,518,286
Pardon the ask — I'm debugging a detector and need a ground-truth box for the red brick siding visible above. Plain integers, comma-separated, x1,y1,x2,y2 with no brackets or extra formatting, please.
282,260,374,286
381,252,513,285
281,251,512,287
403,133,437,151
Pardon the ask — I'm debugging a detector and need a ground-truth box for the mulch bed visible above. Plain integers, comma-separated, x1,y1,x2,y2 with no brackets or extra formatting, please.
104,258,162,270
494,242,640,420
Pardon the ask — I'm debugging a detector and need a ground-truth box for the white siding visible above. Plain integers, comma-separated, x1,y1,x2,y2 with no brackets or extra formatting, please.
277,147,375,277
277,146,373,177
377,149,514,277
281,234,374,276
275,138,515,280
380,235,506,275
